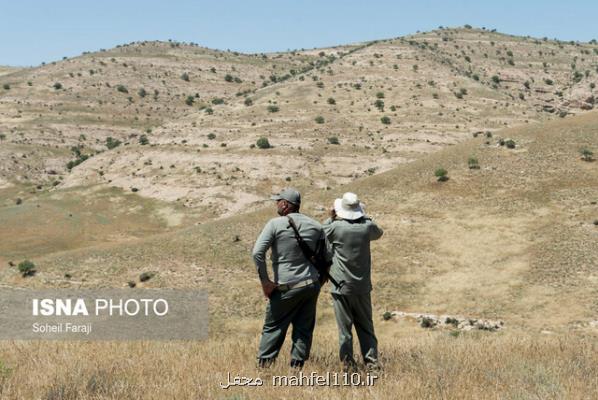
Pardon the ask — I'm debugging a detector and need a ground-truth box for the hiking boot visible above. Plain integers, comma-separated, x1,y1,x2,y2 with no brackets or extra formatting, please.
342,358,358,373
258,357,275,368
366,361,382,372
290,359,305,370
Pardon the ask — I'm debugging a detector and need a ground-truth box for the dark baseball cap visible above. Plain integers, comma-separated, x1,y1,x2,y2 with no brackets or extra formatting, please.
270,188,301,205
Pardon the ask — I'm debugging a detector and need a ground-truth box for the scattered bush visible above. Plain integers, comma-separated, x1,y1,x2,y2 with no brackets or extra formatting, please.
505,139,516,149
315,116,325,124
468,157,480,169
256,137,271,149
267,105,279,113
138,88,147,98
207,133,216,140
18,260,36,277
435,168,449,182
116,84,128,93
181,72,190,82
328,136,340,145
327,97,336,105
374,99,385,110
580,148,594,161
185,95,195,106
491,75,501,84
244,98,253,106
105,137,121,149
53,82,62,90
139,135,149,145
212,98,224,105
544,78,554,85
2,84,9,90
376,92,385,99
380,116,391,125
224,74,234,82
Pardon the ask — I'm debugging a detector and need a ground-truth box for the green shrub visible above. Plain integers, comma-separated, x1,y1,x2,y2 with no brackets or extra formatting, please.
505,139,516,149
580,148,594,161
315,116,325,124
139,135,149,145
380,116,391,125
181,72,190,82
2,84,9,90
185,95,195,106
327,97,336,105
138,88,147,98
491,75,500,84
267,105,279,113
244,98,253,106
207,133,216,140
205,107,213,115
374,99,385,110
435,168,449,182
328,136,340,145
376,92,385,99
53,82,62,90
116,84,128,93
224,74,234,82
18,260,36,277
212,98,224,105
468,156,480,169
256,137,271,149
544,78,554,85
105,137,121,149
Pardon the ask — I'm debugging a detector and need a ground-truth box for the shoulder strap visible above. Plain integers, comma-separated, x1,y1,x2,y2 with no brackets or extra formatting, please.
287,216,316,260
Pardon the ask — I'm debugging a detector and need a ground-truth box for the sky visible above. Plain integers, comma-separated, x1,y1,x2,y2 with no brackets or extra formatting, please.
1,0,597,67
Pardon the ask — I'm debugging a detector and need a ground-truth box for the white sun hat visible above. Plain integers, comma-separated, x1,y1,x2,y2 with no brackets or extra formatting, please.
334,192,366,220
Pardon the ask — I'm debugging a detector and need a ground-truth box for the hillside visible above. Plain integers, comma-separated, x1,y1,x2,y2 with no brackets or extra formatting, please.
1,27,597,223
0,106,596,399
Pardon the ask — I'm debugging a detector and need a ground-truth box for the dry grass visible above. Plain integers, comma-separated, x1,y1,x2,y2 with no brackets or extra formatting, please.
0,325,596,399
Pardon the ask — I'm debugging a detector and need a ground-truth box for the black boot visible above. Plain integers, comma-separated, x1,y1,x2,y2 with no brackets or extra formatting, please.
290,359,304,370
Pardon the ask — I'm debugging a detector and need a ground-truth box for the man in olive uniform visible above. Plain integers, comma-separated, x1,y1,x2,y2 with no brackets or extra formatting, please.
323,192,383,371
252,188,324,369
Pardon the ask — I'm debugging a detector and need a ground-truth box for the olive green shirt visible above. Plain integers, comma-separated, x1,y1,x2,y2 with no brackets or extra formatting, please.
323,217,383,294
252,213,322,285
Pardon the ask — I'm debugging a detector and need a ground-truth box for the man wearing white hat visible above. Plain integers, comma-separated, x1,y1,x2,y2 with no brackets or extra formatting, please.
323,192,383,371
252,188,325,370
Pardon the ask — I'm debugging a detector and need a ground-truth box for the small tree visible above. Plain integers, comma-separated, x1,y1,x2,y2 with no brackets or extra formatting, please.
106,137,121,149
580,148,594,161
139,135,149,145
185,95,195,106
435,168,449,182
380,116,391,125
53,82,62,90
374,99,385,110
256,137,271,149
18,260,36,277
491,75,500,84
468,156,480,169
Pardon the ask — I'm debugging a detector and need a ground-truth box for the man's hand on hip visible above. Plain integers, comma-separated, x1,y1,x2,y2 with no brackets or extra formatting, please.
261,279,277,299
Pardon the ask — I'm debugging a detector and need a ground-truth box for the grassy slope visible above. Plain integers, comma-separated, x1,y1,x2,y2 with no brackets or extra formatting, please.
1,111,596,399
